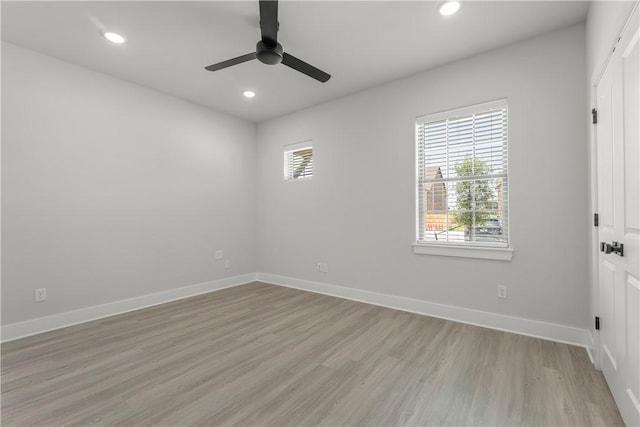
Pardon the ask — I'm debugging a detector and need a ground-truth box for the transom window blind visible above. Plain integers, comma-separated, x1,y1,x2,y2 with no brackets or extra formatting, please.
284,141,313,180
416,99,509,247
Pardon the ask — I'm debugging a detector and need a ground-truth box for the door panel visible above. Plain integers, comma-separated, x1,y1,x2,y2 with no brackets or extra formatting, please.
621,15,640,426
596,5,640,427
623,29,639,232
596,34,621,383
627,274,640,417
600,259,617,370
596,76,615,229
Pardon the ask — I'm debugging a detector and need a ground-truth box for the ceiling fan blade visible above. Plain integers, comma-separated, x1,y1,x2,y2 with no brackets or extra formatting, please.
282,52,331,83
205,52,257,72
259,0,279,45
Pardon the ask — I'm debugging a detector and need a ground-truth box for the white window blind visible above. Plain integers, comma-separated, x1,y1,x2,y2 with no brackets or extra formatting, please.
284,141,313,180
416,99,509,247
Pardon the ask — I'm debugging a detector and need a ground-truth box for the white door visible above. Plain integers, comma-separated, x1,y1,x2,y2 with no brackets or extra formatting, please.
596,5,640,426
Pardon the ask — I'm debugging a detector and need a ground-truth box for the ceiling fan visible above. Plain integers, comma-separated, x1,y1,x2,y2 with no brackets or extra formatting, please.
204,0,331,83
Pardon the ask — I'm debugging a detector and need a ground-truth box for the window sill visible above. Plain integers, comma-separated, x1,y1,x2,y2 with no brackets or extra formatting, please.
284,176,312,182
413,243,514,261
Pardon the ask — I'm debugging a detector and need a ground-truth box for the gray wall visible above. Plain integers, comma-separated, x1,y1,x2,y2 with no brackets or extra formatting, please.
1,43,257,324
257,24,589,328
2,22,592,330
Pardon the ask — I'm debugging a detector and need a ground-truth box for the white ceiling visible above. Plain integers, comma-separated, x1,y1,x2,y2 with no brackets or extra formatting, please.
2,1,589,123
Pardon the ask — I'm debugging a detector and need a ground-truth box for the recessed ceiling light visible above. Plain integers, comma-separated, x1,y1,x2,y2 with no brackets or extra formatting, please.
438,1,460,16
243,90,256,98
103,32,126,44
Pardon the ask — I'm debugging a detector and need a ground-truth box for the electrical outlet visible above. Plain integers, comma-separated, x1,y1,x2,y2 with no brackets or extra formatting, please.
224,259,231,269
322,263,328,273
317,262,323,272
34,288,47,302
215,250,223,260
497,285,508,299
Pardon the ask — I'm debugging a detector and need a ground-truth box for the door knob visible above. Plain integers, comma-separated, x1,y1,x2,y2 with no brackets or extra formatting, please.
600,241,624,257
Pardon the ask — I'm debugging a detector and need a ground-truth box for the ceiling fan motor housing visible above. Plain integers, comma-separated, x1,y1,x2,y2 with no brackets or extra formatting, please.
256,40,283,65
204,0,330,82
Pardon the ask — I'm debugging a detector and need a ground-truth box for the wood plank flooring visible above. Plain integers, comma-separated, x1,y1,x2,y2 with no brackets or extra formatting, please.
1,282,624,426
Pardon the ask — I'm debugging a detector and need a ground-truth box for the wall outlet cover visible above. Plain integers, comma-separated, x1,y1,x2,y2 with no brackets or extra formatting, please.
497,285,508,299
34,288,47,302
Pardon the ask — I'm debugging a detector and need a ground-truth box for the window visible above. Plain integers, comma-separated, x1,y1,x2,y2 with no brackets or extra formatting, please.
415,99,510,258
284,141,313,181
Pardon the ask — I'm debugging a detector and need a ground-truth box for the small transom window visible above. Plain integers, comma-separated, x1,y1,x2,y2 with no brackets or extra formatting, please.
284,141,313,181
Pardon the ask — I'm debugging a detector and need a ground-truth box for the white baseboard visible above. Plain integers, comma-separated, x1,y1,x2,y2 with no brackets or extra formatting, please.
257,273,591,348
2,272,591,350
586,330,599,367
1,273,258,343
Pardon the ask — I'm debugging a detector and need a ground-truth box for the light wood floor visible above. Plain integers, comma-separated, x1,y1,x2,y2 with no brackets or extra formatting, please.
1,282,623,426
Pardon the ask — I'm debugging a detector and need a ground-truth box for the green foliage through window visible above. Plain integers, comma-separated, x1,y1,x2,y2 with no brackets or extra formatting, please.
453,156,497,239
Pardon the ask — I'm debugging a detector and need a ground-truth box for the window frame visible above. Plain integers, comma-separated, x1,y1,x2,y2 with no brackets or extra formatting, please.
413,99,513,261
284,140,313,181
